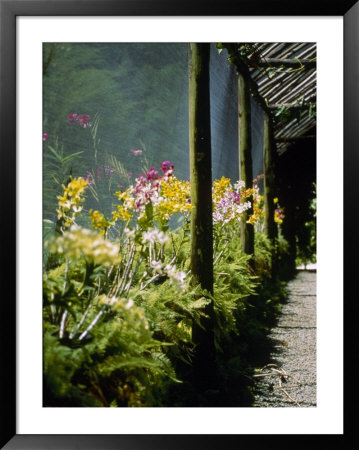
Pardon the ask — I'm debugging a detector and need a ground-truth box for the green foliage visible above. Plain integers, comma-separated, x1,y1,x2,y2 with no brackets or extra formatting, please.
213,256,257,349
43,278,181,406
43,213,287,407
43,140,83,222
254,232,273,276
133,282,204,364
43,140,85,267
43,229,185,406
41,42,304,408
274,99,316,125
43,331,101,406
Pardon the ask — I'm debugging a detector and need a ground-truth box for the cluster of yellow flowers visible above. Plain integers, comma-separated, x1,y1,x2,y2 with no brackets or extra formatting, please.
112,189,134,223
212,177,264,226
89,209,111,235
112,205,133,223
112,175,192,226
156,177,192,221
247,189,264,225
115,190,135,211
273,197,285,225
57,177,88,227
212,177,232,203
55,172,282,237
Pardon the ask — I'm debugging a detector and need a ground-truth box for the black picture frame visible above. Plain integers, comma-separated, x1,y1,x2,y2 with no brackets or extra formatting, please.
1,1,356,448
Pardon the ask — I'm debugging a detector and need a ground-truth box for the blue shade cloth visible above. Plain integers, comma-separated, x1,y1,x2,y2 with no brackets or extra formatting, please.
209,44,239,182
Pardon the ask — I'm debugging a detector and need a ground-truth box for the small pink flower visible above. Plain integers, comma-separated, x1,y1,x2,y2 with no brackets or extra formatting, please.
130,149,143,155
145,167,159,181
105,167,114,176
67,113,78,123
84,171,94,186
42,133,48,141
67,113,91,128
160,160,174,174
77,114,91,128
234,193,241,204
275,208,284,219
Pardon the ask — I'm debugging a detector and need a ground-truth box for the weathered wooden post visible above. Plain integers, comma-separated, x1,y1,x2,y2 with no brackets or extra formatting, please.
263,113,278,242
238,72,255,259
263,113,278,275
188,43,216,388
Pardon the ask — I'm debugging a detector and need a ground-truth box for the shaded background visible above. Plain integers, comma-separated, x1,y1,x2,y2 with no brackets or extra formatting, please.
43,43,264,225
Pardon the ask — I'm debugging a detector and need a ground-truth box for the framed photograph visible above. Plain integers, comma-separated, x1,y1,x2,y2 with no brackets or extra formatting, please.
1,0,356,448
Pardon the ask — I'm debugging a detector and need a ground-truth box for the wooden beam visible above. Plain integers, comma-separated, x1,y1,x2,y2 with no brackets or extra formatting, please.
258,58,316,69
268,102,316,110
276,135,316,142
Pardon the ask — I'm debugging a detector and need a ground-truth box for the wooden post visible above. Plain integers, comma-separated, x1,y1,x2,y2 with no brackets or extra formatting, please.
263,113,278,276
263,113,278,242
238,72,255,258
280,198,297,280
188,43,216,388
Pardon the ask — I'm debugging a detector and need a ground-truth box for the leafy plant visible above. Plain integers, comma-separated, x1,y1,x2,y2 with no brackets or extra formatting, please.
43,140,84,220
43,112,290,407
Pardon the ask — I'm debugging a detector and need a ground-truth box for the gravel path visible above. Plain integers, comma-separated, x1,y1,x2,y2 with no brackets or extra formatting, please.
253,270,316,407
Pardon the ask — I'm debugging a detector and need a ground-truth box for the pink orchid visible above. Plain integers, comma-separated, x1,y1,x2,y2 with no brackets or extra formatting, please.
105,167,114,176
130,149,143,155
67,113,91,128
84,171,94,186
77,114,91,128
160,160,174,176
145,167,159,181
67,113,78,123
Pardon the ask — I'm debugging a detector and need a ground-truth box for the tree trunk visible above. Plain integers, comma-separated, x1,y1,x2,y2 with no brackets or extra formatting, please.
238,72,255,259
188,43,216,391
